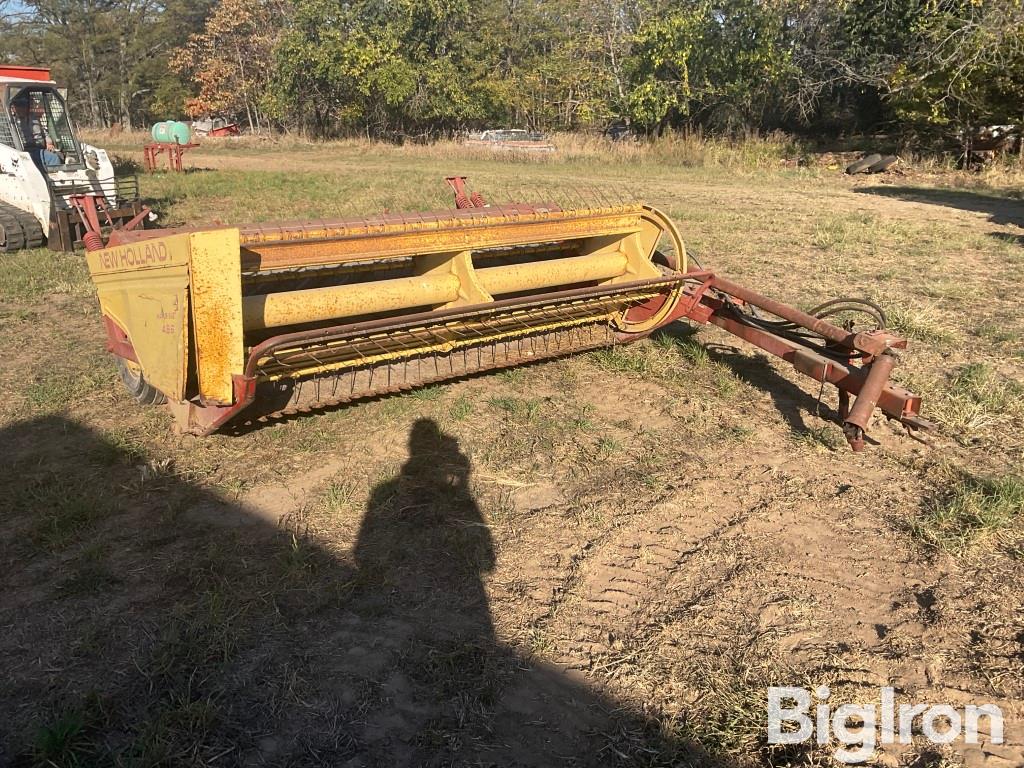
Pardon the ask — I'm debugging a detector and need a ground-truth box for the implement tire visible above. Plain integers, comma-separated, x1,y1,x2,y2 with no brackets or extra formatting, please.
845,154,882,175
116,358,167,405
867,155,898,173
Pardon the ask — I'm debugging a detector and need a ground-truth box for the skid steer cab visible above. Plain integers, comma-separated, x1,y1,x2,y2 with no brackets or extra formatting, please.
0,66,148,253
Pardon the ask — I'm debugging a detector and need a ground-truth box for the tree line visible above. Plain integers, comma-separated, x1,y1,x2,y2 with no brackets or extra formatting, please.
1,0,1022,141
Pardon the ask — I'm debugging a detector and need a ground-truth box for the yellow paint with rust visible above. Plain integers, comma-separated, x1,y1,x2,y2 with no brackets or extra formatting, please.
476,251,629,296
86,229,246,406
242,249,634,330
415,250,492,308
242,272,462,330
239,208,649,272
239,203,642,246
85,202,686,425
187,229,245,405
86,233,193,400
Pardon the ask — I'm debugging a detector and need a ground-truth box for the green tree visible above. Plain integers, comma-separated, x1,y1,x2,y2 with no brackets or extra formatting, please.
3,0,216,127
626,0,800,133
268,0,495,137
171,0,285,130
889,0,1024,131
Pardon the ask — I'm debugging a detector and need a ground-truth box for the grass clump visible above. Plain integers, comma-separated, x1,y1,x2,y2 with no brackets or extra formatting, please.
912,474,1024,553
31,706,96,767
25,371,108,413
487,395,542,422
57,546,121,598
322,479,358,513
589,334,740,397
794,425,843,451
448,395,474,421
25,483,115,552
885,300,954,344
931,363,1024,436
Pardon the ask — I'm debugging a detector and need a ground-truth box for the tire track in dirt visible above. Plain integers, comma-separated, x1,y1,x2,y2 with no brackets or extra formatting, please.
537,466,783,667
504,450,1024,765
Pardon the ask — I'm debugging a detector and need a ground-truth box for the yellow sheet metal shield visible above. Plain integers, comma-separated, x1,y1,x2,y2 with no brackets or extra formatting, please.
188,229,245,405
86,234,192,400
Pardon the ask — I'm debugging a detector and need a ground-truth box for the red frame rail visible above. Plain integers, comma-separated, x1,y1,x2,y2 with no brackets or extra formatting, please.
661,271,933,450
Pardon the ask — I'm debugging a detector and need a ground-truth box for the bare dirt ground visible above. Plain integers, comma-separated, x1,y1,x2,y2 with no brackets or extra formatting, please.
1,141,1022,767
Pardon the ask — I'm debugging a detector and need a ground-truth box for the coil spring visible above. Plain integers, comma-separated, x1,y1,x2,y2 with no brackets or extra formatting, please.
83,231,104,252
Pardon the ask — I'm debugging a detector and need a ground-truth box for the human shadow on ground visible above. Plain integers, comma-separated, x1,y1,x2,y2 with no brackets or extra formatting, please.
0,415,743,767
854,185,1024,228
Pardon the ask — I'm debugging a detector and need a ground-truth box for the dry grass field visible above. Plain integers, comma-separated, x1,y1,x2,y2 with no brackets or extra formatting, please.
1,135,1022,767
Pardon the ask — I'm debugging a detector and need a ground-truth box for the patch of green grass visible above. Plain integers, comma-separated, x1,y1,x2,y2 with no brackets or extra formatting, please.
931,363,1024,436
616,627,824,764
589,344,660,376
811,212,881,261
675,338,710,367
884,301,954,344
291,423,337,453
911,474,1024,553
323,479,358,513
402,636,510,708
0,306,39,325
410,385,444,401
570,497,606,526
377,394,419,419
596,436,621,457
591,336,741,398
497,367,527,386
28,488,114,552
31,707,94,767
812,216,853,253
149,589,245,681
276,531,323,581
975,321,1021,346
567,402,595,431
449,395,474,421
144,694,221,752
56,545,121,598
0,249,91,301
25,371,108,413
794,425,842,451
94,428,150,466
487,395,542,421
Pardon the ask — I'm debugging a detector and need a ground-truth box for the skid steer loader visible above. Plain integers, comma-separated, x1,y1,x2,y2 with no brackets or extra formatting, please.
0,66,146,252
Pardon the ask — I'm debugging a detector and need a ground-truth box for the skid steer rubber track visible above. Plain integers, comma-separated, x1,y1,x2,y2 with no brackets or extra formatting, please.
0,201,46,253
